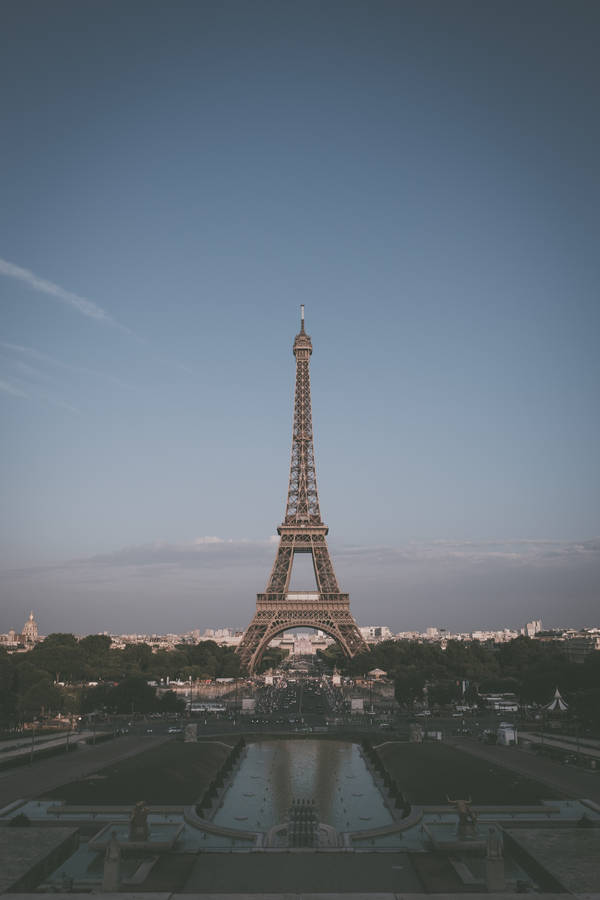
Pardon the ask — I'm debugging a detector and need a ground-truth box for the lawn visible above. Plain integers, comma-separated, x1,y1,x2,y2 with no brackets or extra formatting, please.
40,736,559,807
377,741,561,804
42,740,232,805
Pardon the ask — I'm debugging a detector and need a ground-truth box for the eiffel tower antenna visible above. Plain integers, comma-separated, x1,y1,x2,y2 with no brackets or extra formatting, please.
237,310,367,673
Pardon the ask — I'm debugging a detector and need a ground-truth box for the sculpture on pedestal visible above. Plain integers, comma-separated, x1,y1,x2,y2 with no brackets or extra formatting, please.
446,795,478,838
129,800,149,841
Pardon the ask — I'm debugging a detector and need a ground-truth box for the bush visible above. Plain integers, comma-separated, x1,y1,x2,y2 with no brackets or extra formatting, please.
9,813,31,827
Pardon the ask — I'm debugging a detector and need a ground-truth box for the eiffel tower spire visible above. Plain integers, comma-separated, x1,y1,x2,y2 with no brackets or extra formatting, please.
237,309,366,673
284,305,322,525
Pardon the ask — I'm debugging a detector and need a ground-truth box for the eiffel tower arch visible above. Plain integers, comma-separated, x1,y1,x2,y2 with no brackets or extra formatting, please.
237,308,367,673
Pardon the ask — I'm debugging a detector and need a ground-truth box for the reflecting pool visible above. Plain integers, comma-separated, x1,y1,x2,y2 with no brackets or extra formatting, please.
213,740,394,832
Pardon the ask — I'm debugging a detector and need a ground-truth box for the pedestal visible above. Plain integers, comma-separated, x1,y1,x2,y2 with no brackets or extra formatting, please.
102,834,121,892
486,856,505,892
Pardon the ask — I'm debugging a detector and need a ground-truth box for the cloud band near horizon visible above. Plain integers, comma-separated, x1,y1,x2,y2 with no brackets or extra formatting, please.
1,537,598,636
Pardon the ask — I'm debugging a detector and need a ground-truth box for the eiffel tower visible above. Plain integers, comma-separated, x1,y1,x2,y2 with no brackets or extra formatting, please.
237,307,367,673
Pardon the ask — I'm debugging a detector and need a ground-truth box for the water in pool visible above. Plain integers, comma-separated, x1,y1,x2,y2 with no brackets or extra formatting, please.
213,740,394,832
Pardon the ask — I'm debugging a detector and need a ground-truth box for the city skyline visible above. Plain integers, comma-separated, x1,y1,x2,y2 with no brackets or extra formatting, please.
2,2,599,634
4,607,599,646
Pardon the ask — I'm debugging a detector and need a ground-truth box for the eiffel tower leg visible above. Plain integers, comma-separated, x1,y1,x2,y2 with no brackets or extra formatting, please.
265,536,294,594
236,613,270,672
310,535,340,594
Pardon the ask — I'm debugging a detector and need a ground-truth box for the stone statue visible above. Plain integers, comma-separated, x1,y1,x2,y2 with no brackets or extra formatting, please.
102,831,121,891
129,800,149,841
446,795,478,838
486,826,503,858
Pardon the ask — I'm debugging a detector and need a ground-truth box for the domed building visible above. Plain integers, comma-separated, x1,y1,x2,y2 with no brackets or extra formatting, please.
21,611,39,644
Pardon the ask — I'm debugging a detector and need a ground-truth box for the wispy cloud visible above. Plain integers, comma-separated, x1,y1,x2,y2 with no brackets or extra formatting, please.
0,257,130,331
5,536,599,579
0,372,80,413
39,394,80,415
83,537,279,570
0,341,137,391
1,537,279,581
0,260,193,375
13,360,46,379
0,378,29,398
335,538,600,568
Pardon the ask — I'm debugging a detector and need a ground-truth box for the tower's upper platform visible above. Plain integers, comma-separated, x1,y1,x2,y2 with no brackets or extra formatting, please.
293,305,312,356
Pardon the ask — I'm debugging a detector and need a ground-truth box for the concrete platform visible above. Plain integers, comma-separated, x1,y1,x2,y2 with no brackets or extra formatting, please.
0,827,78,893
0,892,583,899
505,827,600,894
182,852,424,894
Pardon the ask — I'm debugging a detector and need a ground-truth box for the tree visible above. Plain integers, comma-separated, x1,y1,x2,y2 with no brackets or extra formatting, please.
80,683,114,714
78,635,112,679
394,668,426,707
120,643,153,675
256,648,286,674
0,648,17,725
21,679,62,717
571,687,600,731
218,648,242,677
317,643,347,671
27,633,85,682
158,690,186,713
149,649,189,681
428,679,461,707
14,663,40,693
109,677,157,714
185,641,219,677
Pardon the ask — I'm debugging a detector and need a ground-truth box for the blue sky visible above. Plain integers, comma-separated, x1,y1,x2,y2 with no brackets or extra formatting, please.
1,1,599,634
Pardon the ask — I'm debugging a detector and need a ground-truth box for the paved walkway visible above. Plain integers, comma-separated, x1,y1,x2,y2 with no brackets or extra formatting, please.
519,731,600,760
446,736,600,803
0,730,100,762
0,735,170,810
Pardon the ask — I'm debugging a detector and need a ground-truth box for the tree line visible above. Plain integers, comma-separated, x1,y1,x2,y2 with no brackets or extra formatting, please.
320,636,600,730
0,634,243,725
1,632,598,730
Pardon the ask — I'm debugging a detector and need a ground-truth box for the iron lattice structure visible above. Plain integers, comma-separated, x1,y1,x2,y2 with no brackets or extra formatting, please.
237,309,367,673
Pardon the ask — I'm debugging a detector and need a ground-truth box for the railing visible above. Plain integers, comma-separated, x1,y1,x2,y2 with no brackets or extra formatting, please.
257,593,350,606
